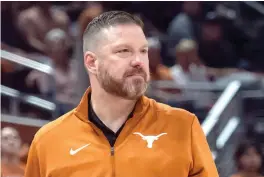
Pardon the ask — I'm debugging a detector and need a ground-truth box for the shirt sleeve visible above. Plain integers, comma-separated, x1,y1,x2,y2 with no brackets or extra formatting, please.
189,115,219,177
24,138,42,177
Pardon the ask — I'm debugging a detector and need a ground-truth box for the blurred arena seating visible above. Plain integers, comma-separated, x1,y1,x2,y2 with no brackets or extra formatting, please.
1,1,264,177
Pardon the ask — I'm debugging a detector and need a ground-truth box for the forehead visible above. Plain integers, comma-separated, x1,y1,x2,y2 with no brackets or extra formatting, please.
246,147,258,154
101,24,147,47
1,128,19,137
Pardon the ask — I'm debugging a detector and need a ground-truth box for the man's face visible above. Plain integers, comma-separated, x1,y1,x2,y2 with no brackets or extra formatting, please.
176,49,199,72
1,127,22,156
239,147,262,172
183,1,201,16
95,24,150,100
202,23,222,42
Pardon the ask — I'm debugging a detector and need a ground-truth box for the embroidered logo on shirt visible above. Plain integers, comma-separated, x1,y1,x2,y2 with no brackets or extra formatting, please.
70,143,91,155
133,132,167,148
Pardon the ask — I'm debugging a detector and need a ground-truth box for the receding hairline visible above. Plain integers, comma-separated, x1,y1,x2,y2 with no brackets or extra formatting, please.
83,23,144,53
82,11,144,53
83,11,144,35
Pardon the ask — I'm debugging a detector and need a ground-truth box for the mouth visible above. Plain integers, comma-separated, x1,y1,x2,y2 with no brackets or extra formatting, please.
127,74,145,79
125,70,147,81
128,74,143,77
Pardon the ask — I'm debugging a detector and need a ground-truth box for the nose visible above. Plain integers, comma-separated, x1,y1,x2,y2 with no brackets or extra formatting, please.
130,55,143,68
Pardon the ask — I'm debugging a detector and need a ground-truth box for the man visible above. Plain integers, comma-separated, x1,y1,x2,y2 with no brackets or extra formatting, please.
170,39,214,111
25,11,219,177
78,2,104,36
1,127,26,177
17,1,70,54
198,12,239,69
167,1,202,57
170,39,207,86
147,37,172,81
26,29,79,117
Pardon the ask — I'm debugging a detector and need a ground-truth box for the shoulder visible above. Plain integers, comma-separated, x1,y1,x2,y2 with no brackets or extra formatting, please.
150,98,196,125
147,98,199,141
33,110,75,146
156,65,173,80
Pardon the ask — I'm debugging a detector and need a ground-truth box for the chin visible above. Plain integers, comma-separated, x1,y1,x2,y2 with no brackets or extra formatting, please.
125,93,143,100
125,86,147,100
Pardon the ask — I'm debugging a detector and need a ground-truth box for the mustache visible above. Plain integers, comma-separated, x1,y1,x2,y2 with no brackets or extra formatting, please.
124,67,147,79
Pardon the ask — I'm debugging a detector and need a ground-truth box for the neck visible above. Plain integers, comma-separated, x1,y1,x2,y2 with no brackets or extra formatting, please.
2,154,20,165
90,86,137,133
54,58,70,72
57,62,69,72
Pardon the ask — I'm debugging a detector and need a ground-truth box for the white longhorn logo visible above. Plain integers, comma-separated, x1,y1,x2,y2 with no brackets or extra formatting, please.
133,132,167,148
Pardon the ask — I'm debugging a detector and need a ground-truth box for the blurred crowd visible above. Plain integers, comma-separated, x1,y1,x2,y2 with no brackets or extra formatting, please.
2,1,264,119
1,127,29,177
1,2,264,176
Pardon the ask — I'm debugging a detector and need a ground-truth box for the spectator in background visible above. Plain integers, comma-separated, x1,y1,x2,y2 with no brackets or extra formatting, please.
1,127,27,177
77,2,104,36
148,37,172,81
167,1,202,56
170,38,240,83
231,140,264,177
198,12,239,68
169,39,214,110
170,38,241,83
170,39,208,86
26,29,79,116
245,22,264,72
74,3,104,98
17,1,70,54
1,2,35,86
1,2,36,53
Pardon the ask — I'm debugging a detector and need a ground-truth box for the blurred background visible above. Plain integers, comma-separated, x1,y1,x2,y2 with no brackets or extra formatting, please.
1,1,264,177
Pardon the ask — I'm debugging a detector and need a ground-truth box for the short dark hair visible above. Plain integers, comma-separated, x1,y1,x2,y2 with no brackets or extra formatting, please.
83,11,144,53
234,140,264,172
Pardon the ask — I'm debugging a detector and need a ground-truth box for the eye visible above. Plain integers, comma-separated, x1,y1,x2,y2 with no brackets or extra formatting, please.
141,49,148,54
118,49,130,53
116,48,132,58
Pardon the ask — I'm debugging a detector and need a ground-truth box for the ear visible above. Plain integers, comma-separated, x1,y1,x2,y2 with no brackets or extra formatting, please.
84,51,98,74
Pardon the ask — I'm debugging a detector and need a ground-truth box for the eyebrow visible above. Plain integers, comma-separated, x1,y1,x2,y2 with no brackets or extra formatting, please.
113,44,130,48
141,44,149,48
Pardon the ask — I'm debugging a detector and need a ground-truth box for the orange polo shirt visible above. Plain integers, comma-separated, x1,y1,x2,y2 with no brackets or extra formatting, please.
25,88,219,177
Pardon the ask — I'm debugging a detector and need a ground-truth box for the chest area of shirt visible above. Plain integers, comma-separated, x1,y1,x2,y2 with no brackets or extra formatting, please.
44,128,191,177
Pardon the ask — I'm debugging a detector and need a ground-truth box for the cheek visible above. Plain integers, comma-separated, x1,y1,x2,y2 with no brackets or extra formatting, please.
103,63,125,79
253,156,262,166
142,58,149,69
14,138,21,147
240,156,250,167
1,142,7,149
